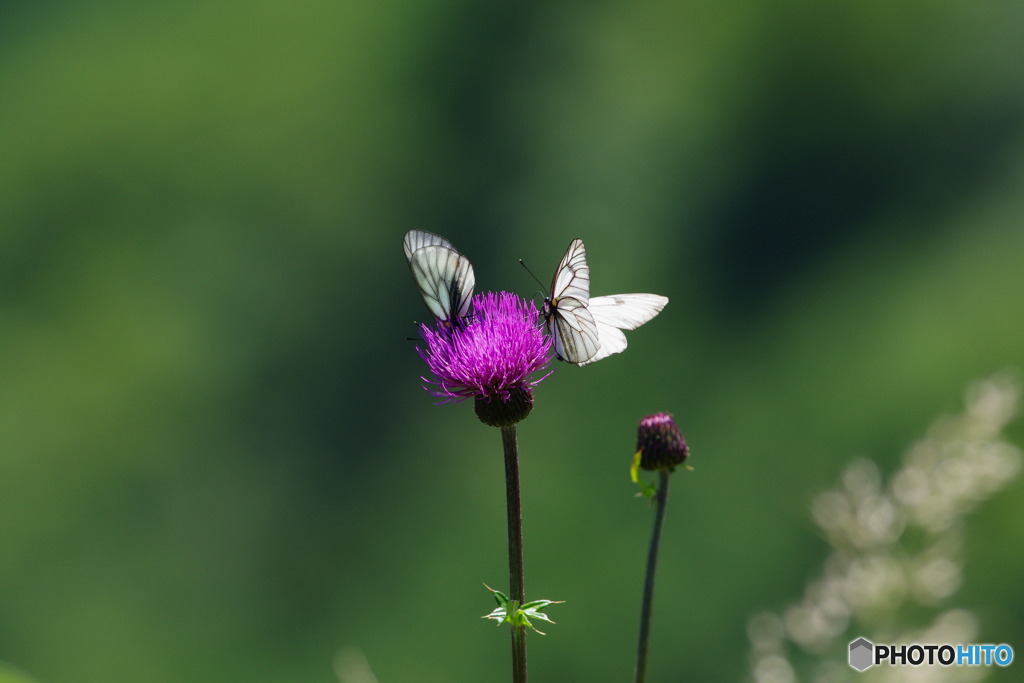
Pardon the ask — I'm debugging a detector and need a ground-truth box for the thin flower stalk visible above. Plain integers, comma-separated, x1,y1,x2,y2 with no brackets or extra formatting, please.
631,413,691,683
635,469,671,683
503,424,528,682
413,285,558,683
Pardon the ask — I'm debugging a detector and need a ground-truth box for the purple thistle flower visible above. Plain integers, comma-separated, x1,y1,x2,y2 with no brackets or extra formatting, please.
418,292,553,423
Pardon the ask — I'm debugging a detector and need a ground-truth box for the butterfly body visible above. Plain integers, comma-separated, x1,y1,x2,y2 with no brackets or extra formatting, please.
543,239,667,365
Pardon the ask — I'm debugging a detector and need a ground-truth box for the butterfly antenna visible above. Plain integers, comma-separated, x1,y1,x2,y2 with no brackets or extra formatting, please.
518,258,546,290
405,321,424,342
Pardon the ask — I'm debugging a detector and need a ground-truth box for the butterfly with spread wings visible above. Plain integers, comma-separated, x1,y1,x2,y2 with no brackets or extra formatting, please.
403,229,476,327
543,239,668,365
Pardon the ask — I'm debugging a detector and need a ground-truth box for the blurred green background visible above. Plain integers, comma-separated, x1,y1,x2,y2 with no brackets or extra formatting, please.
2,1,1024,681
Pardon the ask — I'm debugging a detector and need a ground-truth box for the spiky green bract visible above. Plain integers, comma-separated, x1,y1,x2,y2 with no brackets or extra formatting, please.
482,584,564,635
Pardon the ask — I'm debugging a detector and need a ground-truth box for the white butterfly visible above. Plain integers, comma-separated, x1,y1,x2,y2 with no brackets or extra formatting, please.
403,229,476,326
543,239,668,365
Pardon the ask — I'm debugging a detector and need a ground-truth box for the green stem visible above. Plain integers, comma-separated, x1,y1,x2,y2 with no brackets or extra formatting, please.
502,424,527,683
634,470,671,683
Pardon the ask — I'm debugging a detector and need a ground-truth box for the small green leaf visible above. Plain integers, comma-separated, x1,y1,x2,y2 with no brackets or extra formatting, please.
482,605,509,625
481,586,564,634
630,450,643,483
517,599,565,634
631,452,659,500
483,583,509,607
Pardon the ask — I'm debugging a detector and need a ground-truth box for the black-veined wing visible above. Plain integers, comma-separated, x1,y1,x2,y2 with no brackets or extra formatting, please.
403,230,475,325
549,294,601,365
543,238,600,364
403,229,454,261
549,238,590,304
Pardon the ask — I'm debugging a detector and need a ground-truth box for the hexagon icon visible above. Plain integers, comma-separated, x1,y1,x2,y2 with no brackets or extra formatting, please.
849,638,874,671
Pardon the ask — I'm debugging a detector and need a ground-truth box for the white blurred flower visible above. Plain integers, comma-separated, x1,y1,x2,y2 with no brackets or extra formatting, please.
747,373,1021,682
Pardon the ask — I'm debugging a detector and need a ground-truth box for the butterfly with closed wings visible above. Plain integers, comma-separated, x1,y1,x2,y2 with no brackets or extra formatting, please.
403,229,476,328
543,239,668,365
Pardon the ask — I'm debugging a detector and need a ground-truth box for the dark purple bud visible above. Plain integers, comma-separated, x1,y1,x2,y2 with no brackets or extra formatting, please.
636,412,689,471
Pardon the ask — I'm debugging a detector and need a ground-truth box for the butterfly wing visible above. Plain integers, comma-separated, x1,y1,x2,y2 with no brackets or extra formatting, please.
549,238,590,303
544,239,600,364
588,294,668,331
578,294,668,366
404,230,475,324
549,295,600,364
403,229,454,260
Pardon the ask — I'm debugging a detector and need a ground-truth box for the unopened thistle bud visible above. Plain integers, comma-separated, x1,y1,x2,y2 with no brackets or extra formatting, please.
635,412,689,472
